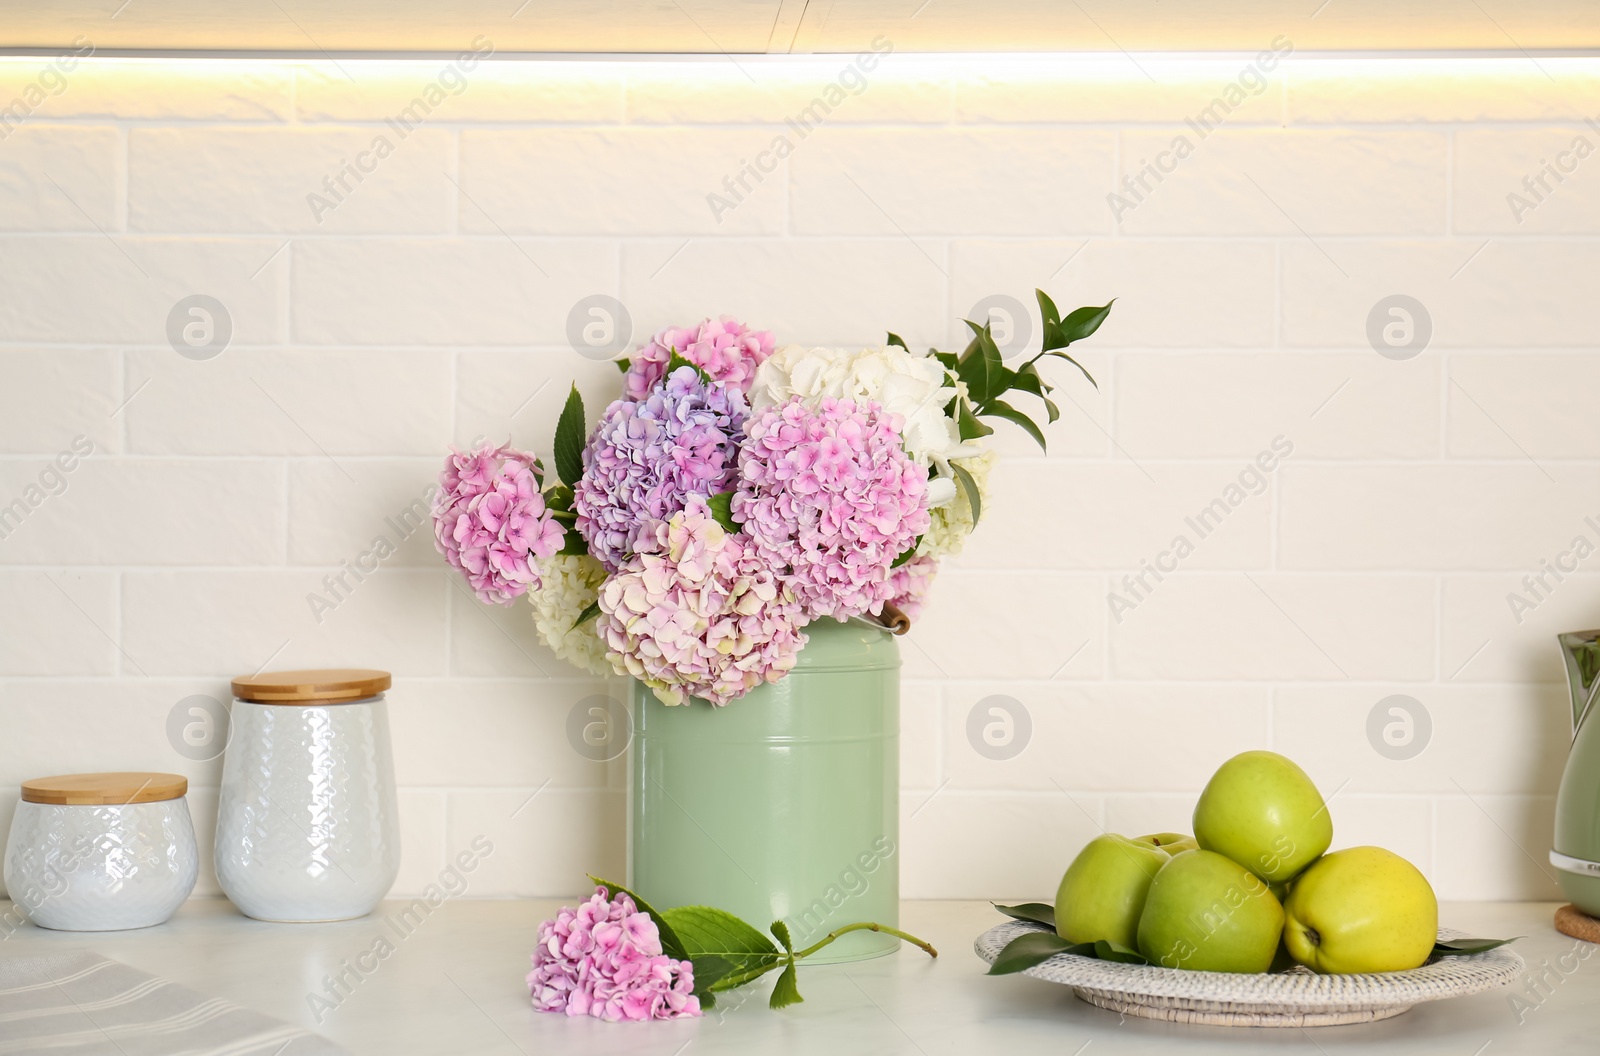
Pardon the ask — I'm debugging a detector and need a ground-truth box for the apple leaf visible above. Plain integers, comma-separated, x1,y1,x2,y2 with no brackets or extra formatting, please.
588,875,688,964
1431,936,1519,957
992,902,1056,929
987,931,1072,975
1090,940,1148,965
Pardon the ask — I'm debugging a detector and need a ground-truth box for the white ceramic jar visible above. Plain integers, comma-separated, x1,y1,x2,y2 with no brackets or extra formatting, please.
3,772,198,931
216,668,400,922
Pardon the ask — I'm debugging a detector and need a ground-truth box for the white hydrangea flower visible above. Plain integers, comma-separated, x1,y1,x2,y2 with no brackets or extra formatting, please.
752,344,967,504
529,553,611,676
920,448,996,558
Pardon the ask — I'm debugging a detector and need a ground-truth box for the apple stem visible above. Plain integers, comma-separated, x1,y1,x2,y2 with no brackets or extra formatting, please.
792,922,939,960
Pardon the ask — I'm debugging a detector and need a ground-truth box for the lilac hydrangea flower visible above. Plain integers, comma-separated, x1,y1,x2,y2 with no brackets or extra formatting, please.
432,441,565,606
527,886,701,1021
575,366,747,573
623,317,775,400
597,496,808,707
733,396,931,622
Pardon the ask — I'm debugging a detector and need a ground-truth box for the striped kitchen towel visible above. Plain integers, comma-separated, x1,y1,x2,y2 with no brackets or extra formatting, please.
0,950,347,1055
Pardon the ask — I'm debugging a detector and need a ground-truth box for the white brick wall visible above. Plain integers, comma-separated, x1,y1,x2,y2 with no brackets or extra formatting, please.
0,53,1592,905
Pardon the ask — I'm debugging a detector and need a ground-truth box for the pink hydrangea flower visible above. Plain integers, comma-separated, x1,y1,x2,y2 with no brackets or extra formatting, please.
598,496,808,706
885,554,938,621
527,886,701,1022
733,397,931,622
432,441,566,606
623,317,776,399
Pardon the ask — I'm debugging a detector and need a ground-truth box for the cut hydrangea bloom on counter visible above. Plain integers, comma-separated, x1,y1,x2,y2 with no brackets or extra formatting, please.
576,366,747,572
432,441,565,606
597,495,808,706
734,396,931,622
528,886,701,1021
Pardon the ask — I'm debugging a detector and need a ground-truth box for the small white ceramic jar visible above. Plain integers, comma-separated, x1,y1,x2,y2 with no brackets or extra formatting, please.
216,668,400,922
3,772,198,931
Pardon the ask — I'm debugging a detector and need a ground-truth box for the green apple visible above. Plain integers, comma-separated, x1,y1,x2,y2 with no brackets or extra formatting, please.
1136,849,1284,973
1283,846,1438,973
1192,750,1332,884
1055,834,1171,948
1136,832,1199,855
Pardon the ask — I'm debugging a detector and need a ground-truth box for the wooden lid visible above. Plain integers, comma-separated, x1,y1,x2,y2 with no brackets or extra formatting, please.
22,772,187,805
232,668,391,704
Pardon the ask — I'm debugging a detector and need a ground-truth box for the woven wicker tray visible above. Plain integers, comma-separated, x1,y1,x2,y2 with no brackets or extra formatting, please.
974,920,1524,1027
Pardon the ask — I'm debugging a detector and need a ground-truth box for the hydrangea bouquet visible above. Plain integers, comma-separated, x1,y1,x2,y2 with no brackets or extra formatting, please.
434,291,1112,708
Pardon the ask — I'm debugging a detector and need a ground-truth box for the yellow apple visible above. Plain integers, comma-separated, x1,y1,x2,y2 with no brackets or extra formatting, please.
1283,846,1438,973
1193,750,1332,884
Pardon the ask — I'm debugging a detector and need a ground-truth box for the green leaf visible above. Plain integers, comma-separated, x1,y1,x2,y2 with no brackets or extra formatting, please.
987,931,1071,975
890,540,922,569
958,321,1005,405
993,902,1056,929
666,350,712,384
1040,348,1098,389
557,530,589,557
950,460,983,526
706,490,739,532
615,357,630,374
886,331,909,351
1092,940,1148,965
932,349,959,373
571,600,600,630
1009,365,1060,423
660,905,785,993
1035,288,1062,332
955,398,993,443
1057,300,1114,346
983,399,1048,452
587,875,688,963
768,960,803,1010
767,919,804,1009
552,384,587,488
1431,936,1519,957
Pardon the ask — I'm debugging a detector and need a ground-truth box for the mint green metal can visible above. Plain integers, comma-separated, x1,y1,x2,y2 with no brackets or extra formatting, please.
629,619,900,964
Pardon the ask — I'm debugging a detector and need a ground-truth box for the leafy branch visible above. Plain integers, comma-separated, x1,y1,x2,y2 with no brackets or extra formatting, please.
592,875,936,1010
912,290,1111,459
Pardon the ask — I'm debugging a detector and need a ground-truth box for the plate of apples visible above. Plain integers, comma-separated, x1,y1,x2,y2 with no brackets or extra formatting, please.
975,751,1524,1027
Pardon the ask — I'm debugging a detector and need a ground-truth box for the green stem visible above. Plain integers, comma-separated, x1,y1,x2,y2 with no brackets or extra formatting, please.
793,922,938,961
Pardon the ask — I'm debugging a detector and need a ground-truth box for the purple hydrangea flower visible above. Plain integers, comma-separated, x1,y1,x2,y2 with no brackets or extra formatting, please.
575,366,747,572
622,317,775,400
527,886,701,1021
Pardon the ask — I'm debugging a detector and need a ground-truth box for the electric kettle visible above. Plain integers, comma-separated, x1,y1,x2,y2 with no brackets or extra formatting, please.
1552,630,1600,915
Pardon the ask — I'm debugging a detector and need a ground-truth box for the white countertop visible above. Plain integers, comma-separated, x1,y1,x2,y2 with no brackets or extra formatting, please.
0,899,1589,1055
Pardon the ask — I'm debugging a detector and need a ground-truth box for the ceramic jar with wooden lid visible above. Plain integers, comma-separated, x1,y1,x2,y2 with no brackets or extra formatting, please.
3,772,198,931
215,668,399,922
